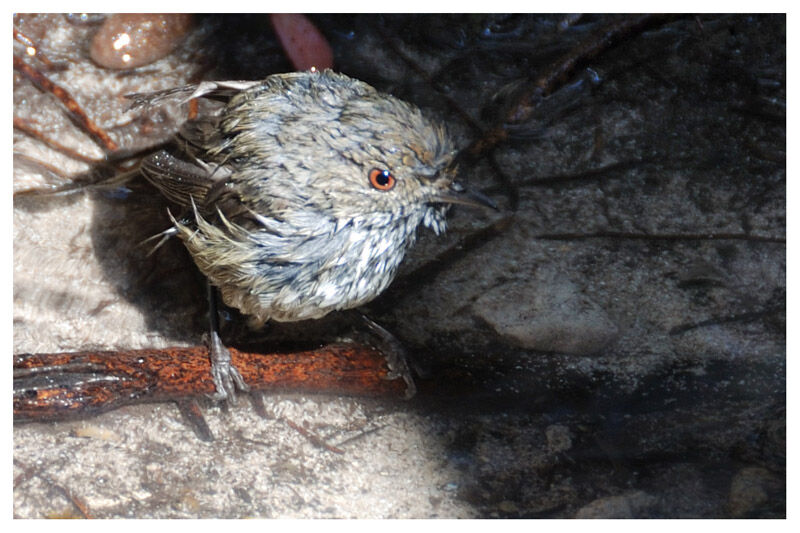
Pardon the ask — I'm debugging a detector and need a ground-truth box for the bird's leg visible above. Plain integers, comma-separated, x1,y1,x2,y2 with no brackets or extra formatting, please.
205,282,249,402
357,313,416,399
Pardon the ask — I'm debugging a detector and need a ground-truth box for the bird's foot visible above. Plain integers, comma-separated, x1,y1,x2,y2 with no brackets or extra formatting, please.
359,314,416,399
205,330,250,403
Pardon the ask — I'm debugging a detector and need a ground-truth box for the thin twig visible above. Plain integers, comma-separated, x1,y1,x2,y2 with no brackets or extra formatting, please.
13,27,60,70
14,117,103,164
284,419,345,454
14,55,119,152
669,304,784,335
533,230,785,244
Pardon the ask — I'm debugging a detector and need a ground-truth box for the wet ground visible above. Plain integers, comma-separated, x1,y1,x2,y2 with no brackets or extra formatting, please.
13,14,785,518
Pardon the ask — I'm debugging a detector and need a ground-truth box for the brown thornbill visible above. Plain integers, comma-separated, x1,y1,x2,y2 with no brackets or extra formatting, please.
134,70,496,399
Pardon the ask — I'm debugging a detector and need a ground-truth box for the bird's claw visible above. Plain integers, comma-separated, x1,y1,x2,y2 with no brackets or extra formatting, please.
206,331,250,403
359,314,416,399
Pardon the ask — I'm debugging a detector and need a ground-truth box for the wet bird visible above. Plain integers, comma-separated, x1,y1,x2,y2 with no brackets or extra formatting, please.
137,70,495,398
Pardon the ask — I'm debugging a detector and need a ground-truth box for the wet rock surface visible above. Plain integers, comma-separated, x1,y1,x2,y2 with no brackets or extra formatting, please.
574,491,658,519
472,266,619,354
14,14,784,518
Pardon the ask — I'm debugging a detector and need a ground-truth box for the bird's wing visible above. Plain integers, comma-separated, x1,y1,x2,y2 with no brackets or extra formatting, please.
139,149,220,208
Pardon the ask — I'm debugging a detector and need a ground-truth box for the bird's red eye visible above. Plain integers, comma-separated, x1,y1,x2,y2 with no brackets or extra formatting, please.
369,168,396,191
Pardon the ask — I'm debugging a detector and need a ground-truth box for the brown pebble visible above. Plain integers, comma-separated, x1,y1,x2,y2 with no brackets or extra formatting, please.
90,14,192,70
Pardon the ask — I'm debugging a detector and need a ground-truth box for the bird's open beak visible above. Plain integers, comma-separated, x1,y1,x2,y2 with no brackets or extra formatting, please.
431,182,498,210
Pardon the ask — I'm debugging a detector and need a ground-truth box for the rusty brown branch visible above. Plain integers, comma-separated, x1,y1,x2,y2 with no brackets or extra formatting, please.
14,343,405,424
14,55,119,153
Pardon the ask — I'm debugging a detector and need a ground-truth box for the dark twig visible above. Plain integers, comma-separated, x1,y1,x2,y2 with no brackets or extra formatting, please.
487,150,520,211
466,14,670,159
333,424,387,448
669,304,784,335
284,419,345,454
512,159,652,189
14,343,405,424
175,399,214,442
533,230,785,244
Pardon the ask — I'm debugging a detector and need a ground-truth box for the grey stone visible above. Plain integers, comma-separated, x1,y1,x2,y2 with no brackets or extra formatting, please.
472,267,619,355
575,491,658,519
